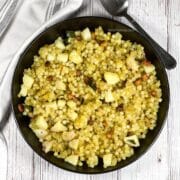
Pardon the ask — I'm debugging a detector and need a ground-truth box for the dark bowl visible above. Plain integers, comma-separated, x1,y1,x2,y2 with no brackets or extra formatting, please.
11,16,170,174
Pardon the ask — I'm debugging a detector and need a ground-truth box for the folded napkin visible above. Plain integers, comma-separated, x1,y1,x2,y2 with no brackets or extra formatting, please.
0,1,83,179
0,0,83,121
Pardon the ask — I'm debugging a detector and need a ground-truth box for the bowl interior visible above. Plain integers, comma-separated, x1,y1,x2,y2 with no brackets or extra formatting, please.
12,17,169,174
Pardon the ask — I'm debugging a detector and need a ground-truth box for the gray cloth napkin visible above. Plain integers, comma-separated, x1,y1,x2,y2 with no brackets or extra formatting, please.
0,0,83,121
0,1,83,179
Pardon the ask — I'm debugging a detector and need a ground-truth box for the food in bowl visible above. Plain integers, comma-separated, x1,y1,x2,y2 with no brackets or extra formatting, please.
18,27,162,168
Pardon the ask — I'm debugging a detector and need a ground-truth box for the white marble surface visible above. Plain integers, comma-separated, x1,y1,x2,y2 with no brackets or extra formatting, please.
1,0,180,179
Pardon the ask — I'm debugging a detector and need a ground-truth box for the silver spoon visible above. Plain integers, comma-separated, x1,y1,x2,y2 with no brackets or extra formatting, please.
100,0,176,69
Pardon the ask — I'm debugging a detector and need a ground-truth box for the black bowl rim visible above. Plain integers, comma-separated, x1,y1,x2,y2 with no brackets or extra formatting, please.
11,16,170,174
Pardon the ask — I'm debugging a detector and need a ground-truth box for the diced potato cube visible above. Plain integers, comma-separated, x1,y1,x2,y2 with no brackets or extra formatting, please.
104,72,120,85
69,50,83,64
69,139,79,150
105,90,114,102
47,54,55,61
57,53,68,63
19,85,28,97
111,157,118,166
23,74,34,89
67,110,78,121
124,135,140,147
75,31,81,36
42,91,55,101
87,155,98,168
45,101,57,110
57,99,66,109
65,155,79,166
67,100,76,109
36,66,44,75
143,64,155,74
103,154,113,168
126,53,139,71
55,80,66,90
32,129,48,138
43,141,52,153
51,121,67,132
81,28,91,41
39,47,48,58
55,37,65,50
87,63,96,73
35,116,48,130
74,115,88,129
114,32,122,42
62,131,76,141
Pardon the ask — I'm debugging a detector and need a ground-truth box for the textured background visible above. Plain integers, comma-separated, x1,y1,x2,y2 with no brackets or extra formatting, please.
1,0,180,179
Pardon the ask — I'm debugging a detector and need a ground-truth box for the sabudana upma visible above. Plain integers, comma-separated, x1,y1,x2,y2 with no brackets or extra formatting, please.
18,27,162,168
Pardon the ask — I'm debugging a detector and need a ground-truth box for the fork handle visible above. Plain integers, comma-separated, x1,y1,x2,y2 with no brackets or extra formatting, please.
124,13,176,70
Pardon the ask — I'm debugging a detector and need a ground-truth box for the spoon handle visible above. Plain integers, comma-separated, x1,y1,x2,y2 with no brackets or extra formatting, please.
124,13,176,69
